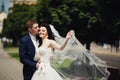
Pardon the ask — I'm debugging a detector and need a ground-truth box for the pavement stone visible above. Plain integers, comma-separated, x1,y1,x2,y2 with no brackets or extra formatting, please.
0,43,23,80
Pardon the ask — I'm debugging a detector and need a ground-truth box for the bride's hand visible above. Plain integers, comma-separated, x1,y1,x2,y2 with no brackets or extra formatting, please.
66,30,74,39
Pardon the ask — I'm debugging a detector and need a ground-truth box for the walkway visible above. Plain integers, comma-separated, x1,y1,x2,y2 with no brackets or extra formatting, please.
90,42,120,69
0,43,23,80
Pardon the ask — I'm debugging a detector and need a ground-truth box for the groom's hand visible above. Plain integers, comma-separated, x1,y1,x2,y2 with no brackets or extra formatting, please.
36,60,41,69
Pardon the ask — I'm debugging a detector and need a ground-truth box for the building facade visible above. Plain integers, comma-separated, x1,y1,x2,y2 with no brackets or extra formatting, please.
10,0,37,8
0,2,7,33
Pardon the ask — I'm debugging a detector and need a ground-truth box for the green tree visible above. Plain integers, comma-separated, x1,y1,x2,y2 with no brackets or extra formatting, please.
36,0,99,50
2,4,37,46
96,0,120,45
2,0,120,50
36,0,120,50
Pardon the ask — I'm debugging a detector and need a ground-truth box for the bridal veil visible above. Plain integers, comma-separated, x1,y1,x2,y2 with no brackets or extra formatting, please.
49,24,110,80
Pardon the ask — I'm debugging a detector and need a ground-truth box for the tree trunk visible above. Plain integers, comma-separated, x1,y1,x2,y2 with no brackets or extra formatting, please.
86,42,90,50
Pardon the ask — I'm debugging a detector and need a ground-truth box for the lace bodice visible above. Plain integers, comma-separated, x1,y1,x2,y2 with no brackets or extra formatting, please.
36,47,53,64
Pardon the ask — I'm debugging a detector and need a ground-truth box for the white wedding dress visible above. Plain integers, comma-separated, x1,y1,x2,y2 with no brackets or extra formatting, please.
31,47,63,80
32,25,110,80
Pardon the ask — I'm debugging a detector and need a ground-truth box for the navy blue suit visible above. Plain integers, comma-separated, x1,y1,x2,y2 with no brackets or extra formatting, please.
19,34,37,80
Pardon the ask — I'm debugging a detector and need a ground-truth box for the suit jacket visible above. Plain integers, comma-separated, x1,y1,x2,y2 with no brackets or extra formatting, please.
19,34,37,80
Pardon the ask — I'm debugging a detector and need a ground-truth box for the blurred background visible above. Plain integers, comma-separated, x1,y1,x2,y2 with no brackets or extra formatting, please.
0,0,120,80
0,0,120,51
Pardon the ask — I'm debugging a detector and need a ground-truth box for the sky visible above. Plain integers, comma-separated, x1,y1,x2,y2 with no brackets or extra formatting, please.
0,0,10,13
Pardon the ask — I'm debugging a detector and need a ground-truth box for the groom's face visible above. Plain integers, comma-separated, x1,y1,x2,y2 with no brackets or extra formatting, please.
29,23,39,36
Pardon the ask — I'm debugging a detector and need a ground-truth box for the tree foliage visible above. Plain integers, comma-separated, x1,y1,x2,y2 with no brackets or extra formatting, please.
36,0,99,49
36,0,98,42
2,0,120,49
2,4,37,46
96,0,120,45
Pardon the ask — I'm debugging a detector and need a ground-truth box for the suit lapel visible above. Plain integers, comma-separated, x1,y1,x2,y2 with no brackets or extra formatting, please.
27,34,35,49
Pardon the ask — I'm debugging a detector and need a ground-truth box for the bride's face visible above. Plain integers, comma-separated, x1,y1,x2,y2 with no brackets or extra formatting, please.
39,26,48,39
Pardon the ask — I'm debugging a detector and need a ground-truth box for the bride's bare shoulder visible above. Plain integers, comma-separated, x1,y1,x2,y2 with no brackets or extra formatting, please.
48,39,57,48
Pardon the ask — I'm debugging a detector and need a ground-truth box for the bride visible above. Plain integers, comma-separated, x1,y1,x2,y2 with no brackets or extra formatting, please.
31,23,73,80
32,24,110,80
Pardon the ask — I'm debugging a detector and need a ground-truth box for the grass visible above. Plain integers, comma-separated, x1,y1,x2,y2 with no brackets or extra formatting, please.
8,52,19,60
4,47,19,60
5,47,18,53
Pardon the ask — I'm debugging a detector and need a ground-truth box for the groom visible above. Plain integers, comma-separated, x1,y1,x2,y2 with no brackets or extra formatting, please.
19,20,41,80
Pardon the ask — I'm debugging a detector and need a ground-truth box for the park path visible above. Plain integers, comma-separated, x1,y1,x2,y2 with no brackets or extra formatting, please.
90,43,120,69
0,43,23,80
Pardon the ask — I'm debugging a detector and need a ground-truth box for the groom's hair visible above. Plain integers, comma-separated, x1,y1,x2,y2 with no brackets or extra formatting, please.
25,20,37,29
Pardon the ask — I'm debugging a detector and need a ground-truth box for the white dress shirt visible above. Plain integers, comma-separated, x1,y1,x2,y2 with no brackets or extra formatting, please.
29,33,40,61
29,33,39,49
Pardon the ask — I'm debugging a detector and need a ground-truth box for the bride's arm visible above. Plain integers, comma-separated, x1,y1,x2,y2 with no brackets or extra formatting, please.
51,30,73,50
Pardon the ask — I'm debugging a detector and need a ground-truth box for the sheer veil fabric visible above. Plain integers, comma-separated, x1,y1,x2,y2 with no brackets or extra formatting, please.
49,25,110,80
